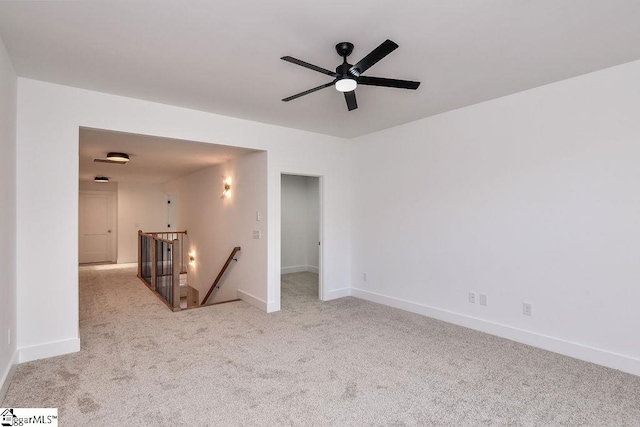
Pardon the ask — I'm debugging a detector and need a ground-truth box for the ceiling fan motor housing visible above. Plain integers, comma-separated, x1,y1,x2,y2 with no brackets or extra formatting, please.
336,62,352,76
336,42,355,77
335,42,354,58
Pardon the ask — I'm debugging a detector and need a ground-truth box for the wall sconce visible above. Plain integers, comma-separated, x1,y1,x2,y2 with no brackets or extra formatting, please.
188,252,196,266
221,176,232,199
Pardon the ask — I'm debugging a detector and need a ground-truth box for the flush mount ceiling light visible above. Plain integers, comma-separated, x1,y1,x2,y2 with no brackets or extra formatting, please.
106,152,130,163
94,176,109,183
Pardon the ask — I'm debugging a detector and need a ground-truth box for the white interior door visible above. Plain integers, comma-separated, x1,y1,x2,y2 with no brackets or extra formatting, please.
79,191,117,264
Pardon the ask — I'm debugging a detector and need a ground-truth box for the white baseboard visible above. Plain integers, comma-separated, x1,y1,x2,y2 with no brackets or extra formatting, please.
281,265,318,275
351,288,640,377
237,289,268,312
18,337,81,363
325,287,351,300
266,301,280,313
79,262,136,271
0,350,18,403
281,265,307,274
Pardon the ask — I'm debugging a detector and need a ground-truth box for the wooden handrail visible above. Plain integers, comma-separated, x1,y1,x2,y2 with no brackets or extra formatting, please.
201,247,241,305
140,230,187,235
148,236,175,245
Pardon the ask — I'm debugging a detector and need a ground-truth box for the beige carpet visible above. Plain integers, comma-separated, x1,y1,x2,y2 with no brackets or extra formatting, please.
3,267,640,426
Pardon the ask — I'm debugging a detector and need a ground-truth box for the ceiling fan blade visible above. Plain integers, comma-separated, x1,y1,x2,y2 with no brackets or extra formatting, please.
344,90,358,111
349,39,398,77
281,56,338,77
357,76,420,90
282,82,335,102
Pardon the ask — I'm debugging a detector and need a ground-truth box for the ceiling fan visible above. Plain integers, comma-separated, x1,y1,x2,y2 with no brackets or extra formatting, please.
281,39,420,111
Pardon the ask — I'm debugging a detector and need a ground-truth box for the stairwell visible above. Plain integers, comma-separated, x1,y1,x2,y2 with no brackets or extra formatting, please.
179,272,199,309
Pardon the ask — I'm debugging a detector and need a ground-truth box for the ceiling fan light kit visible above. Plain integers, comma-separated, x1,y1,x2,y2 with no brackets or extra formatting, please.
335,78,357,92
281,39,420,111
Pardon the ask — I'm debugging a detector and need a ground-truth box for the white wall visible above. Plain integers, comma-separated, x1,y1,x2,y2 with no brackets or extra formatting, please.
16,78,352,362
166,152,267,304
305,177,320,271
79,180,118,192
281,175,309,272
0,35,17,395
351,60,640,376
281,175,319,274
117,181,168,263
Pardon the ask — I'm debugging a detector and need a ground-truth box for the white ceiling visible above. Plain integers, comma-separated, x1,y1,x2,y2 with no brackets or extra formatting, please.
79,128,257,184
2,1,640,138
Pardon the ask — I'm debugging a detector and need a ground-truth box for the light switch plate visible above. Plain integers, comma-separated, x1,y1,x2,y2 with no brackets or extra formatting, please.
479,294,487,306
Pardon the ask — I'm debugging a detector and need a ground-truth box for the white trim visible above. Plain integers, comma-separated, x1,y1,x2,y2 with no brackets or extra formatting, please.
281,265,308,274
18,338,81,363
325,287,351,300
317,175,324,302
281,265,319,275
0,350,18,403
266,300,280,313
351,288,640,377
237,289,267,312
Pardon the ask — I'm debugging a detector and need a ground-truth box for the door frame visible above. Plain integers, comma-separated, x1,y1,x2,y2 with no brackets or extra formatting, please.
280,173,324,301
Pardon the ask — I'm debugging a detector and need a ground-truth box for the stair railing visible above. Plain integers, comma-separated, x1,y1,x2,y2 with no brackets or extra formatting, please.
138,230,186,311
201,246,241,305
138,230,188,274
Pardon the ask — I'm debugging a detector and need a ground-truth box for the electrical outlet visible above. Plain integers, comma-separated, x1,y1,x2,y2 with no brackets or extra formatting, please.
468,292,476,303
363,273,367,281
523,302,532,316
252,230,261,239
479,294,487,306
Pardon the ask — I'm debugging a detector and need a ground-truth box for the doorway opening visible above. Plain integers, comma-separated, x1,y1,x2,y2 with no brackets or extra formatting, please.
280,174,323,306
